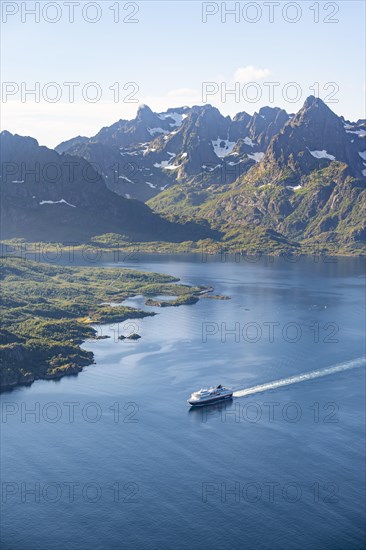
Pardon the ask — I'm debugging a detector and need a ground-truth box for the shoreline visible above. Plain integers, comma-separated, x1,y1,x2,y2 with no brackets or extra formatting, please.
1,290,229,394
0,257,223,393
1,239,365,259
0,311,153,394
0,292,224,393
0,307,156,394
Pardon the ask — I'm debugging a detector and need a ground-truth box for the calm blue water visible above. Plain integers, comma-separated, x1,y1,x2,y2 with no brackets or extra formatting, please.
1,255,365,550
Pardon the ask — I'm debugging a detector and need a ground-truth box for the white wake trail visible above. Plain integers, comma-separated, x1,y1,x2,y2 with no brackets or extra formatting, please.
233,357,365,398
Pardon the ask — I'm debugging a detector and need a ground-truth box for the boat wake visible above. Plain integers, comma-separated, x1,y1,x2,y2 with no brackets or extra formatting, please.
233,357,365,398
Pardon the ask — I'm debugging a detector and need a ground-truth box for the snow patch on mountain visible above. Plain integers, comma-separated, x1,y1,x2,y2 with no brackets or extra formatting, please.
346,129,366,137
158,112,187,128
40,199,76,208
287,185,302,191
310,150,336,160
202,164,221,172
212,137,236,158
148,127,168,136
154,153,180,170
243,137,255,147
248,152,265,162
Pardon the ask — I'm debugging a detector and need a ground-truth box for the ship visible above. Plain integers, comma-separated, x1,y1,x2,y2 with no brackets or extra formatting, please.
187,385,233,406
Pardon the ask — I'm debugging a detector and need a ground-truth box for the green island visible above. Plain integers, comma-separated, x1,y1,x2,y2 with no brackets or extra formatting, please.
0,257,211,391
1,228,365,261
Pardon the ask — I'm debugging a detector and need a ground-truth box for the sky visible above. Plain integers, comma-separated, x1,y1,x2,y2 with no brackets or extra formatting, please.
1,0,365,147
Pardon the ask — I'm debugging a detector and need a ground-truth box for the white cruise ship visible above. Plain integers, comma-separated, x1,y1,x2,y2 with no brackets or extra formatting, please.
187,385,233,406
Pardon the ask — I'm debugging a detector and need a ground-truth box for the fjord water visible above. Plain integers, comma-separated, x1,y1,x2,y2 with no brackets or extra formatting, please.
1,255,365,550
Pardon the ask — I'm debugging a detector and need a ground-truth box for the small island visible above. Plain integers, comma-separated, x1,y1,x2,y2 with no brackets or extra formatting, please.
0,257,212,391
145,295,199,307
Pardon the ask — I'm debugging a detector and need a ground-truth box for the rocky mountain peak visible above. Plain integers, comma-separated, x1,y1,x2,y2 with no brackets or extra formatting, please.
136,104,156,124
52,98,364,202
292,96,338,127
0,130,39,150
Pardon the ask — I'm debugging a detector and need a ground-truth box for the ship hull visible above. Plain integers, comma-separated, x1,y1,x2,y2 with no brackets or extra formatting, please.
188,393,233,407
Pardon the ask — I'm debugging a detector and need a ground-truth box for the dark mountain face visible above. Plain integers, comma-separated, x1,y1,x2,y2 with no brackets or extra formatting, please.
260,97,365,181
247,107,290,149
56,104,291,200
87,104,190,149
0,131,217,242
56,135,90,155
57,97,365,204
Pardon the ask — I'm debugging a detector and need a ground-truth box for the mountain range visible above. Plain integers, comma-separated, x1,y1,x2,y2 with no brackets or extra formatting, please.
1,96,365,252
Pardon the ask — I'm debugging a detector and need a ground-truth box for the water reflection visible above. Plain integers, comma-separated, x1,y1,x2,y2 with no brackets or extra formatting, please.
188,399,235,422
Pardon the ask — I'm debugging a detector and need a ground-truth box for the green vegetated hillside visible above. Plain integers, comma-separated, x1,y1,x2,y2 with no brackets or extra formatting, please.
148,162,365,255
0,257,207,390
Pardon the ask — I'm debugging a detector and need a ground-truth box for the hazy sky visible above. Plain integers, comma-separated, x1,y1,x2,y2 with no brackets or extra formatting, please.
1,0,365,147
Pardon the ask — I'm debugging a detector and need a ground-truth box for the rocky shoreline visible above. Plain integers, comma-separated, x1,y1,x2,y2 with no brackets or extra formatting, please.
1,291,231,392
1,284,219,393
1,258,220,393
